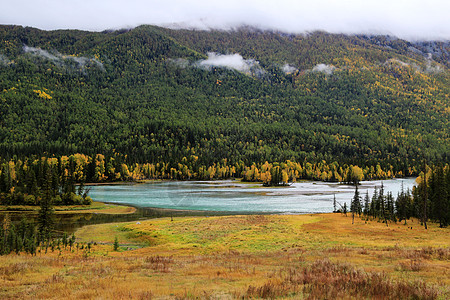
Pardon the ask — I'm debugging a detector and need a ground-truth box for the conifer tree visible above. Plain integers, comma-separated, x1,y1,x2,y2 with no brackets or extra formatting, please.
370,187,378,218
38,160,55,244
350,184,361,224
113,236,120,251
333,194,337,213
363,190,370,217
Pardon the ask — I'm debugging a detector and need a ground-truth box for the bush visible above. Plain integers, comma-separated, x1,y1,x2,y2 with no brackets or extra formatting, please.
62,192,83,205
83,196,93,205
23,194,36,205
52,195,63,206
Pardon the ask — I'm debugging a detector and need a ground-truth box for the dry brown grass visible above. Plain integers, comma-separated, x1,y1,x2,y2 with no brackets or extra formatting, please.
245,259,439,299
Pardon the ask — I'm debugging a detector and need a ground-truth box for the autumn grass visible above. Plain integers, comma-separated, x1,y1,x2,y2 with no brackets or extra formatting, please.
1,213,449,299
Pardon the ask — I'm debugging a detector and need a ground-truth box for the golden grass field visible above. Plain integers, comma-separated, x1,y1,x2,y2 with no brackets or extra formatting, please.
1,213,449,299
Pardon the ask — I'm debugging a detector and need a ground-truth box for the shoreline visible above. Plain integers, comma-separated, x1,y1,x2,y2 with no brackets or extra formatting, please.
82,176,417,186
0,201,137,215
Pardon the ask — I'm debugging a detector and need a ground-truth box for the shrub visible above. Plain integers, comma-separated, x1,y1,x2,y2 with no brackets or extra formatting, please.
23,194,36,205
83,196,93,205
244,259,438,299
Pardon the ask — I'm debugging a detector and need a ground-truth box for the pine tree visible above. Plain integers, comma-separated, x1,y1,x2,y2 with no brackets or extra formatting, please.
0,165,11,193
395,183,410,225
333,194,337,213
371,187,378,218
38,160,55,243
423,163,428,229
378,183,388,225
386,192,395,223
350,184,360,224
363,190,370,217
429,166,449,227
113,236,120,251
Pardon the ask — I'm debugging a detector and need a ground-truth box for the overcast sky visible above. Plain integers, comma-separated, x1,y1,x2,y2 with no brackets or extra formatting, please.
1,0,449,41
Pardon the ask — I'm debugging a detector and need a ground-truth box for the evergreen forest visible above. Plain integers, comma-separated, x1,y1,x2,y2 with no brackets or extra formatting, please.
0,25,448,190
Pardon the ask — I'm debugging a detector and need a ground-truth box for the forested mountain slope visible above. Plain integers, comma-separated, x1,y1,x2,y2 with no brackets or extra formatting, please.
0,25,448,175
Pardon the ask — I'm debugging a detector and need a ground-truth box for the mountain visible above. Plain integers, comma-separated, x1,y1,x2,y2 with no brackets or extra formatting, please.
0,25,448,175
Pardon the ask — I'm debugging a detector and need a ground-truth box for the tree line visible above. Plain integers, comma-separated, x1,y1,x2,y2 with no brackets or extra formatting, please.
0,213,89,256
0,153,406,206
345,165,449,228
0,155,92,206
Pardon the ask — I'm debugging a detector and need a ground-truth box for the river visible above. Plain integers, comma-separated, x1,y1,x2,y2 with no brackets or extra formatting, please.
2,178,416,234
89,178,416,214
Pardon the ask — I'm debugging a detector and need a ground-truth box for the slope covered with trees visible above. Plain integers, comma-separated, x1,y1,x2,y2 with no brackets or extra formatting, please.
0,25,448,177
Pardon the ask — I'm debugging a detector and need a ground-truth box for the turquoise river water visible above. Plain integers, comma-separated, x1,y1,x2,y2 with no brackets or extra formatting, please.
89,178,416,214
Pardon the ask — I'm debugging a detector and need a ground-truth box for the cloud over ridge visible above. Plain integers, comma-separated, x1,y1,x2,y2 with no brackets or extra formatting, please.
1,1,449,41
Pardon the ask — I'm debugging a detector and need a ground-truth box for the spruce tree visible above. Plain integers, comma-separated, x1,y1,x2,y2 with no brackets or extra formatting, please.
386,192,395,222
38,160,55,243
363,190,370,217
333,194,337,213
113,236,120,251
371,187,378,218
350,184,360,224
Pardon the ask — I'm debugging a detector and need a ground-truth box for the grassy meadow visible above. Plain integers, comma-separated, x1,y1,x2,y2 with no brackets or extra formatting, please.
1,213,449,299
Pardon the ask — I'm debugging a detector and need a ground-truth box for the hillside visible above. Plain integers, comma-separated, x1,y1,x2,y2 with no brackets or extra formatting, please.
0,25,449,174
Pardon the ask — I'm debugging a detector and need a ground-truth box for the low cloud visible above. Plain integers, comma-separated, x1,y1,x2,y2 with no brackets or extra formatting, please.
424,54,443,73
311,64,336,75
282,63,297,74
384,57,443,74
424,64,442,74
169,58,190,68
384,58,409,67
0,54,11,66
170,52,266,77
3,1,449,41
23,45,104,71
24,46,59,61
196,52,263,75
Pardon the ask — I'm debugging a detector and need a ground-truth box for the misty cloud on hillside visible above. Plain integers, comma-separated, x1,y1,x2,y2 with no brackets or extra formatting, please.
282,64,297,74
311,64,336,75
385,57,443,74
170,53,265,76
169,58,190,68
196,52,262,74
24,46,60,61
0,54,11,66
23,46,104,70
1,1,449,41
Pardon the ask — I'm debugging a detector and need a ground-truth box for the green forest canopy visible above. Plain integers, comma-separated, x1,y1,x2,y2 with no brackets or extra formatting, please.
0,25,449,175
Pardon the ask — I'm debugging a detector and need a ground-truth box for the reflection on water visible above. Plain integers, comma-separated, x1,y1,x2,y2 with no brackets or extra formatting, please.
1,206,253,234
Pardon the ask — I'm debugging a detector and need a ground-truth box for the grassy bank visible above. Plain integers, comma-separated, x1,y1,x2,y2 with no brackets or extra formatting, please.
1,213,449,299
